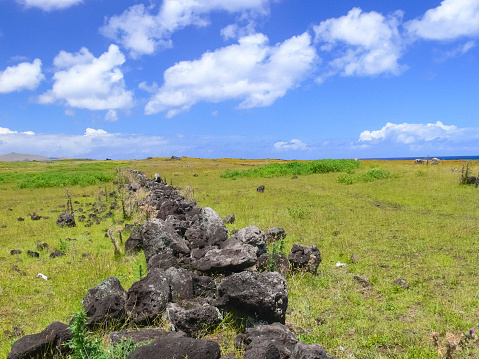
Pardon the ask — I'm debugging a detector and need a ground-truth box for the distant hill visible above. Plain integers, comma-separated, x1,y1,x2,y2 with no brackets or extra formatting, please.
0,152,71,162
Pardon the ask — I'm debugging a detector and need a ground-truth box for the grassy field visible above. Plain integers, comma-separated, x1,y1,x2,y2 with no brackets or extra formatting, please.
0,157,478,358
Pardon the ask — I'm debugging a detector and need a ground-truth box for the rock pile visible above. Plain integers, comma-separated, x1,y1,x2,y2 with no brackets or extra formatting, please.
8,170,334,359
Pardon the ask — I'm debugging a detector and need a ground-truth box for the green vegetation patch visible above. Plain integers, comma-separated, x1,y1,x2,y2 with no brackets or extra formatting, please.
220,159,360,179
337,168,393,185
17,171,117,188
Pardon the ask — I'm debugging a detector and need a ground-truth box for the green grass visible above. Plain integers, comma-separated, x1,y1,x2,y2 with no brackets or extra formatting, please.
1,157,479,358
220,159,360,179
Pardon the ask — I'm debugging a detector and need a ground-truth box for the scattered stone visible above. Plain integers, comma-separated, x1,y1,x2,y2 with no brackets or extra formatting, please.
110,202,118,210
216,271,288,324
10,249,22,255
56,212,76,227
50,250,66,258
332,230,340,236
1,225,6,228
31,213,41,221
223,214,235,224
77,215,86,222
27,250,39,258
353,276,371,288
125,232,143,254
266,227,286,243
292,341,337,359
193,174,198,177
350,254,360,263
393,278,409,290
12,265,26,276
288,244,322,274
256,253,289,277
17,217,24,222
127,336,221,359
292,175,298,179
7,322,72,359
257,185,265,193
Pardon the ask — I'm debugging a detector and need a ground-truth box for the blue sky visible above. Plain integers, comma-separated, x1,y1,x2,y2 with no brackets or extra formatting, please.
1,0,478,160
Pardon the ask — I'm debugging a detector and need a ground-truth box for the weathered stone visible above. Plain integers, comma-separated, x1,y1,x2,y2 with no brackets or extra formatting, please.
166,301,223,337
27,250,39,258
393,278,409,290
81,277,128,328
126,268,170,325
10,249,22,255
257,185,265,193
141,218,190,264
288,244,321,274
185,207,228,248
56,212,76,227
216,271,288,324
165,267,195,302
31,213,41,221
267,228,287,243
291,342,337,359
244,341,281,359
191,243,258,273
126,336,221,359
223,214,235,224
49,250,66,258
109,328,185,346
232,225,267,256
235,323,298,359
7,322,72,359
257,253,289,277
125,232,142,254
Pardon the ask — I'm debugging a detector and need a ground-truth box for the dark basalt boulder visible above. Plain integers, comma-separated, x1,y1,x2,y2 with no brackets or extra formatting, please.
125,232,142,254
7,322,72,359
257,253,289,277
216,271,288,324
56,212,76,227
235,323,299,359
291,342,337,359
230,225,267,256
184,207,228,248
81,277,128,328
288,244,321,274
141,218,190,264
267,227,287,243
126,268,170,326
109,328,185,346
165,267,195,302
147,252,191,271
126,336,221,359
166,301,223,337
191,243,258,273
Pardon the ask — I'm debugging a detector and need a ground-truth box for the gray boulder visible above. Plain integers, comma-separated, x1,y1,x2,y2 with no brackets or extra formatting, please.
141,218,190,264
216,271,288,324
232,225,267,256
165,267,195,302
166,301,223,337
7,322,72,359
185,207,228,248
292,342,337,359
126,268,170,325
81,277,128,328
191,243,258,273
125,232,142,254
126,336,221,359
267,227,287,243
109,328,185,346
288,244,321,274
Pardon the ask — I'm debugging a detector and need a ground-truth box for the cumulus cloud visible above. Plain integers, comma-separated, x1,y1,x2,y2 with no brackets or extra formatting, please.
406,0,479,41
0,59,44,93
273,139,307,151
101,0,271,57
38,45,134,113
359,121,462,144
18,0,83,11
314,8,406,77
0,127,35,135
145,32,317,117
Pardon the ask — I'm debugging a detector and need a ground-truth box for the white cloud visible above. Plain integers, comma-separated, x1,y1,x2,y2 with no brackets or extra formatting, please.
105,109,118,122
273,139,307,151
38,45,134,113
101,0,271,57
64,109,75,117
18,0,83,11
0,127,35,135
84,128,109,136
406,0,479,41
314,8,406,77
359,121,460,144
0,59,44,93
145,32,317,117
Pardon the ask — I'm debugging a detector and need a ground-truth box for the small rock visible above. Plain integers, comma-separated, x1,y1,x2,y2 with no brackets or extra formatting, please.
350,254,360,263
257,185,265,193
17,217,24,222
393,278,409,290
31,213,42,221
223,214,235,224
10,249,22,255
50,250,66,259
353,276,371,288
266,228,286,243
27,250,40,258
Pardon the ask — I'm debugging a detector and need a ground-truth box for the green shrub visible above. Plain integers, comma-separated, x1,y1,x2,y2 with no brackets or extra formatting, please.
338,169,392,185
221,159,360,179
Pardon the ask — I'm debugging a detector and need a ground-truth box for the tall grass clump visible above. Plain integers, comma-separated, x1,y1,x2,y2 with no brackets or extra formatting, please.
17,171,116,188
337,168,392,185
220,159,359,179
